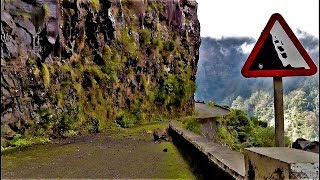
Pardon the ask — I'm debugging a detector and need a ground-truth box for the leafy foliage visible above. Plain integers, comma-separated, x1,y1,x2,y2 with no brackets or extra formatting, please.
116,111,138,128
139,29,151,46
215,126,240,150
154,72,195,108
208,101,215,107
1,0,199,149
232,88,319,141
9,134,29,147
89,0,100,11
163,40,175,52
214,109,292,151
41,63,50,88
86,117,101,133
181,116,201,135
141,74,148,92
120,28,137,58
151,38,163,50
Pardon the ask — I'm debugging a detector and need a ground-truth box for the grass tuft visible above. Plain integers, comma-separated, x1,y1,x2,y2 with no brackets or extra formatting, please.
41,63,50,88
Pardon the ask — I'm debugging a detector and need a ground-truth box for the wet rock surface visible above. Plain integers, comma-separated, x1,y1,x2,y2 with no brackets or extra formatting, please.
292,138,319,154
153,128,168,141
1,0,200,143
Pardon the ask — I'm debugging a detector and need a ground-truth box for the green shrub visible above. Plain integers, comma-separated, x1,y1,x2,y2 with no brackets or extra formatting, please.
73,82,83,96
154,71,195,108
250,127,275,147
89,65,106,80
215,108,292,151
250,117,268,128
120,28,137,58
141,74,148,92
33,66,40,78
163,40,175,51
208,101,215,107
60,63,71,73
215,126,240,150
27,58,37,65
116,111,138,128
97,90,104,104
4,134,50,149
128,68,135,80
41,63,50,88
56,92,64,107
9,134,30,147
61,80,72,87
109,72,119,83
186,121,201,134
184,117,201,135
102,44,112,60
75,61,84,72
88,117,101,133
53,113,76,136
151,38,163,50
139,29,151,46
249,126,291,147
224,109,251,128
34,106,54,134
101,47,123,79
89,0,100,11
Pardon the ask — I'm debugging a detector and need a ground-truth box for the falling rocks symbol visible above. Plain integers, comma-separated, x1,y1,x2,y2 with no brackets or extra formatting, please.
249,33,305,70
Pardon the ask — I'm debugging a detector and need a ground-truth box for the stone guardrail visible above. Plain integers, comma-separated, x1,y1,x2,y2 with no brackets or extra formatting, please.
169,122,319,180
169,122,245,179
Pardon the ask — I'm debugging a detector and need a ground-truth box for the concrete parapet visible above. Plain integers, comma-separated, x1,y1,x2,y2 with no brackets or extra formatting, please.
169,122,319,180
244,147,319,180
169,122,245,179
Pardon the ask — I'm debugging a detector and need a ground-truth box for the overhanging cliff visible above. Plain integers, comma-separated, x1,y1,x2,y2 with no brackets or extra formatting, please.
1,0,200,142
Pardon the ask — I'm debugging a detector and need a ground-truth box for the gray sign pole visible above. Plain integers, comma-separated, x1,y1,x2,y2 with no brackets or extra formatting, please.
273,77,285,147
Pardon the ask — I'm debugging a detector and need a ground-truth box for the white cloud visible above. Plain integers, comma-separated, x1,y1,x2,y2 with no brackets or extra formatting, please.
238,42,254,54
197,0,319,39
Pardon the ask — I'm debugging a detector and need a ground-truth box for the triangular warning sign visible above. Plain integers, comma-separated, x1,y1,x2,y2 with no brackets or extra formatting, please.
241,13,317,77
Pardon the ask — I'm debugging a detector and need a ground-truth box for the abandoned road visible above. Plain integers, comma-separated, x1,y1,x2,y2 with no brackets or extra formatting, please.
195,103,230,118
1,123,196,179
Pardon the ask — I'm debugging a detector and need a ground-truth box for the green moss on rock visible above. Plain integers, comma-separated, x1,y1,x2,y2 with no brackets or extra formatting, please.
0,0,200,147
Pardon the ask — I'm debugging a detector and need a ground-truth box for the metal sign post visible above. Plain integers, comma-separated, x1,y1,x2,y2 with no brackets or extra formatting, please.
273,77,284,147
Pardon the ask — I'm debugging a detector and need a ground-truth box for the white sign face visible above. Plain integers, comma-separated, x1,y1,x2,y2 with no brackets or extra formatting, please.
242,13,317,77
270,21,310,69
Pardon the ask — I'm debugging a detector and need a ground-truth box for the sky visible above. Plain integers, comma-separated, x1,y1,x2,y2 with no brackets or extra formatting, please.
197,0,319,39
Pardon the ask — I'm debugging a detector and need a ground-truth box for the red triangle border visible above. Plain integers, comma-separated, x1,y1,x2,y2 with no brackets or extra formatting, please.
241,13,317,77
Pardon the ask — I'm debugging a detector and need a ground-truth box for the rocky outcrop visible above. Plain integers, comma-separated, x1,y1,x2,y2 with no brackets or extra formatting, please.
1,0,200,143
153,128,168,141
292,138,319,154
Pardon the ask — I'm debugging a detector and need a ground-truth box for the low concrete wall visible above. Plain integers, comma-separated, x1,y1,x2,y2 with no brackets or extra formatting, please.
197,117,218,141
169,122,245,179
244,147,319,180
169,122,319,180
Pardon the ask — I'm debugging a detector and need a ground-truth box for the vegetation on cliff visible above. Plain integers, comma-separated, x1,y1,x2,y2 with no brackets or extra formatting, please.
1,0,200,149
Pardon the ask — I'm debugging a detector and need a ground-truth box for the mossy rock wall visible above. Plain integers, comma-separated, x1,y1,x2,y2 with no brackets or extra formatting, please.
1,0,200,141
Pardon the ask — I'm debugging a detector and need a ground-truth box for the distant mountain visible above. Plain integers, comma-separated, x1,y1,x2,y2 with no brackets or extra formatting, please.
195,36,271,105
195,31,319,140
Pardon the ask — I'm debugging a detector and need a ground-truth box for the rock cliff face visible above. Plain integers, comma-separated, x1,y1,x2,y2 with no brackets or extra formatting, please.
1,0,200,142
